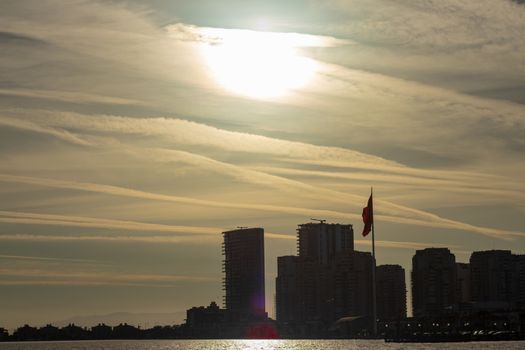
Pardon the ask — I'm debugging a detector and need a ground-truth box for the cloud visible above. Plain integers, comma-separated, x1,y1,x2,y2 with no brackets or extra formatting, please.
166,23,351,48
0,254,99,264
0,116,91,146
1,174,523,240
0,268,218,286
0,0,214,118
0,0,523,325
312,0,525,75
2,0,524,173
0,210,224,236
125,147,525,238
0,88,144,106
0,233,217,244
0,211,291,243
5,107,518,193
3,107,522,243
354,239,458,251
4,109,396,168
324,0,513,46
252,166,524,202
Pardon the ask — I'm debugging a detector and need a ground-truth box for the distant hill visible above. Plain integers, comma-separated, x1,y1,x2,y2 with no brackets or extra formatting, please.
54,311,186,328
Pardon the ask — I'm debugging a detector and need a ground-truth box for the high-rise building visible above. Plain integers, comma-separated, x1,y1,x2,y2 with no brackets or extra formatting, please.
376,264,407,320
277,221,375,335
222,227,265,320
276,256,301,324
297,222,354,264
470,250,517,308
276,256,329,325
456,262,471,304
412,248,457,317
516,255,525,310
333,251,374,321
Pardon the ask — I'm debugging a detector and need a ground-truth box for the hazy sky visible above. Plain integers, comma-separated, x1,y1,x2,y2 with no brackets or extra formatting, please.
1,0,524,329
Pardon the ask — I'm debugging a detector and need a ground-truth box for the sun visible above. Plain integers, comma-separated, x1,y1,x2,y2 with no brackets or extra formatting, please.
199,28,317,99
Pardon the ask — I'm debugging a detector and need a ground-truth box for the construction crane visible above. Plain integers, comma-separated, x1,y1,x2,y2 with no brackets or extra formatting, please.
310,218,326,224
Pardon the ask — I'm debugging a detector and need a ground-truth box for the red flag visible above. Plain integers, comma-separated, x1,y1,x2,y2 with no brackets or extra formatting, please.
362,193,373,237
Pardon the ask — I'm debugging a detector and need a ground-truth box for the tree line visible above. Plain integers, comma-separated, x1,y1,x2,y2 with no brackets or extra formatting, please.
0,323,190,341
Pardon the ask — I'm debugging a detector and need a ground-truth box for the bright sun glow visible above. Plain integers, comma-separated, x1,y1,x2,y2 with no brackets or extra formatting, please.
199,28,318,99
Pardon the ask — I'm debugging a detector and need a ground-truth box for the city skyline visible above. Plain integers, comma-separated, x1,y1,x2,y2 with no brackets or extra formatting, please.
4,224,525,340
1,0,525,330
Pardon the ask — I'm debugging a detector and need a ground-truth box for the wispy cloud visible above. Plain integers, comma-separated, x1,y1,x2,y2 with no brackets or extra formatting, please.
0,210,223,236
0,88,143,106
355,239,457,251
167,23,351,48
0,268,218,286
3,109,522,231
0,116,91,146
0,254,99,263
1,174,523,240
4,110,396,168
311,0,525,85
0,233,217,244
252,166,525,201
0,211,290,243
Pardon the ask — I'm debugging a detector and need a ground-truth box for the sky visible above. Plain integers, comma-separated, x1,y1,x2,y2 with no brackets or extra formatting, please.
1,0,524,329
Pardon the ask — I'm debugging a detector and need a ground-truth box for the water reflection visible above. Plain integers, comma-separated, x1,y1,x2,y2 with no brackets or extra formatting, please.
0,340,524,350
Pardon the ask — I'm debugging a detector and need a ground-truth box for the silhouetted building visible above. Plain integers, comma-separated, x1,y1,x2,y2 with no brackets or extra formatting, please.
276,255,330,329
91,323,112,339
185,301,227,337
0,328,7,341
333,251,374,322
517,255,525,309
38,324,60,341
222,227,266,321
112,323,140,339
412,248,457,317
456,262,471,304
276,222,375,336
376,264,407,320
276,256,302,324
297,222,354,264
12,325,38,341
470,250,518,309
59,324,89,340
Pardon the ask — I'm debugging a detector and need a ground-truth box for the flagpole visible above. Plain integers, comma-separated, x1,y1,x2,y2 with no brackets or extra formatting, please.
371,186,377,338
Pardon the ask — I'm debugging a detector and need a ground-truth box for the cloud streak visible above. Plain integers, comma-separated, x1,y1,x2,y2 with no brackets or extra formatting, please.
0,268,218,287
3,109,521,229
0,210,223,236
0,116,91,146
0,254,99,264
0,88,143,106
1,174,523,239
0,233,217,244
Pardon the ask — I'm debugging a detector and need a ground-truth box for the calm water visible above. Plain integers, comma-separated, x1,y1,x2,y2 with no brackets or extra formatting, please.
1,340,524,350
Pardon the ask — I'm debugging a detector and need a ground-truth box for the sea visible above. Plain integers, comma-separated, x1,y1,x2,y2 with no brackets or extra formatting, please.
0,340,524,350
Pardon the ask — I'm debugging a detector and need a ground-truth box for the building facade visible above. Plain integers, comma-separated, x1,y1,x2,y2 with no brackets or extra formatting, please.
333,251,374,321
222,227,265,320
456,262,471,304
185,301,227,337
297,222,354,264
517,255,525,309
276,222,374,335
470,250,518,309
376,264,407,320
276,256,330,326
412,248,457,317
